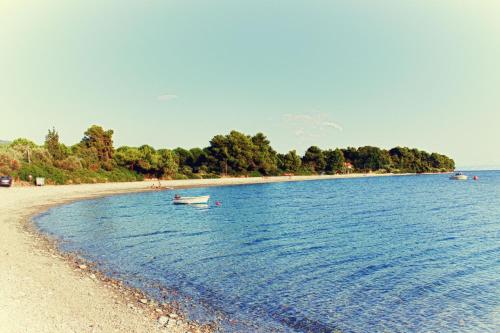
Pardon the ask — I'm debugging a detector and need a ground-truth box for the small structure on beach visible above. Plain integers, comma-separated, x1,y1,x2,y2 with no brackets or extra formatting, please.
344,162,353,174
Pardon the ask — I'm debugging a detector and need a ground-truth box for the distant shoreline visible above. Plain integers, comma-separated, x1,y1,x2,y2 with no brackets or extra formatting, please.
0,172,429,333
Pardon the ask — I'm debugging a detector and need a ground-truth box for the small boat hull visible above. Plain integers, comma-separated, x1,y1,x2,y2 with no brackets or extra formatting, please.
450,175,468,180
173,195,210,205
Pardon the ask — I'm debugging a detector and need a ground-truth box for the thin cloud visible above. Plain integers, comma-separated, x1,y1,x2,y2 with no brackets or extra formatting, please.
284,112,343,139
322,121,343,131
157,93,178,101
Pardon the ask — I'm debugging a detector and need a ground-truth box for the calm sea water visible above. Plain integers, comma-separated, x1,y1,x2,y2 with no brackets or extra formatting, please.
35,172,500,333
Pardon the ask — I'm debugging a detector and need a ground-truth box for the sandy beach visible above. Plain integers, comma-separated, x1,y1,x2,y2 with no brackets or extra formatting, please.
0,173,397,333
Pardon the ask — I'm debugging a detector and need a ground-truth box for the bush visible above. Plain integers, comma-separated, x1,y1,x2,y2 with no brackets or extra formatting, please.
0,153,20,175
249,170,262,177
54,156,83,171
296,166,315,176
16,163,68,184
188,173,203,179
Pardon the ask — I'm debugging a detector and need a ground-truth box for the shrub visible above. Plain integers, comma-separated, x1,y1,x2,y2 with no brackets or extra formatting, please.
16,163,68,184
0,153,20,175
54,156,83,171
249,170,262,177
296,166,315,176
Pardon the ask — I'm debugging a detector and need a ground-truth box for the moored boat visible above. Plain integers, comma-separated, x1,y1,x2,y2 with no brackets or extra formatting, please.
449,172,468,180
173,195,210,205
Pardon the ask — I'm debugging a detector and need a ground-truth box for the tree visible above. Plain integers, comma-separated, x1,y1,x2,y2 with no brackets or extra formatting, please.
173,147,194,172
206,135,229,174
45,127,66,161
302,146,326,173
80,125,115,170
188,148,209,173
137,145,159,174
278,150,302,173
356,146,391,171
251,133,278,175
324,149,345,174
10,138,37,164
207,131,256,175
115,146,142,171
157,149,178,178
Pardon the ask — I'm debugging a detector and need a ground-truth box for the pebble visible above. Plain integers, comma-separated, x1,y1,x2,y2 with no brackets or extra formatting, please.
169,313,178,319
158,316,169,325
139,298,148,304
155,308,163,313
79,264,87,270
90,274,96,279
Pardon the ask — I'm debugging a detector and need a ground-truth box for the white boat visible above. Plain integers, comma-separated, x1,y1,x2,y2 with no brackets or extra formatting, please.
449,172,468,180
173,195,210,205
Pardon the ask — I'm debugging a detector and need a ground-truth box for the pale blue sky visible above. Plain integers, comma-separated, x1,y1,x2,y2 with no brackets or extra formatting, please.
1,1,499,168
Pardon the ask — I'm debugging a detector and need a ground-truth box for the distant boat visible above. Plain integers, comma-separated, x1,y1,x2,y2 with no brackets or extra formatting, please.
173,195,210,205
449,172,468,180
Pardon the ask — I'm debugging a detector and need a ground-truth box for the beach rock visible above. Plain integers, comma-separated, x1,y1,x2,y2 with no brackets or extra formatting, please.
139,298,148,304
155,308,163,313
158,316,169,325
90,274,96,279
169,313,178,319
78,264,87,270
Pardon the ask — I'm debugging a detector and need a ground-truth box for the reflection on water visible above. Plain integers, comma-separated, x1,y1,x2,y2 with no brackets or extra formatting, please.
35,172,500,333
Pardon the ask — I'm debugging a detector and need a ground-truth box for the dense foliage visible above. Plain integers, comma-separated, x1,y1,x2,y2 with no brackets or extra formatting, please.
0,126,455,185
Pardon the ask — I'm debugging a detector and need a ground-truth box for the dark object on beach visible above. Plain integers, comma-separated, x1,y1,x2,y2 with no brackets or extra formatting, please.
0,175,13,187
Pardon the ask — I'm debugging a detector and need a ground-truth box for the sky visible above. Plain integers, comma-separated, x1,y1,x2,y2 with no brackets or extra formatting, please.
1,1,499,169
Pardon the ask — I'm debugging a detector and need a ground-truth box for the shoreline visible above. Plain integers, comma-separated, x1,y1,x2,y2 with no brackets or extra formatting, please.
0,173,414,332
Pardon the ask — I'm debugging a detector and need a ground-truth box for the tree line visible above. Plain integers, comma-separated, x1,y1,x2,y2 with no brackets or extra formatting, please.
0,125,455,184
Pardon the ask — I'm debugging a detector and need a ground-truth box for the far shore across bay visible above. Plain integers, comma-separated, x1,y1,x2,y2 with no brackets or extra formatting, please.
0,173,418,333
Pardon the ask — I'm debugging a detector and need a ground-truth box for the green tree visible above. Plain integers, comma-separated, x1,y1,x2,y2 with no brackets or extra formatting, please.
188,148,209,173
302,146,326,173
324,148,345,174
137,145,159,174
157,149,178,178
80,125,115,170
10,138,38,164
173,147,194,173
251,133,278,175
277,150,302,173
115,146,142,171
207,131,256,175
45,127,66,161
356,146,392,171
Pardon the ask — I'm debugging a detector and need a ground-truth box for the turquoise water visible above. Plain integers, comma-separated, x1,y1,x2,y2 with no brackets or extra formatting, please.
35,172,500,332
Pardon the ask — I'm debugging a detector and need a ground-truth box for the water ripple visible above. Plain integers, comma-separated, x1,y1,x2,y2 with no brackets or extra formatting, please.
35,172,500,333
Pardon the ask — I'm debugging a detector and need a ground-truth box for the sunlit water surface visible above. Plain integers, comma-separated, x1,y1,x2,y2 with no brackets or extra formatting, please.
35,172,500,332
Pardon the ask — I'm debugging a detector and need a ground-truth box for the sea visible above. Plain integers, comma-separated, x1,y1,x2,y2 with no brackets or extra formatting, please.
35,171,500,333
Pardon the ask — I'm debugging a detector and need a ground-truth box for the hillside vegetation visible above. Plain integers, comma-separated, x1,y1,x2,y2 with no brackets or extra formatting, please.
0,126,455,185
